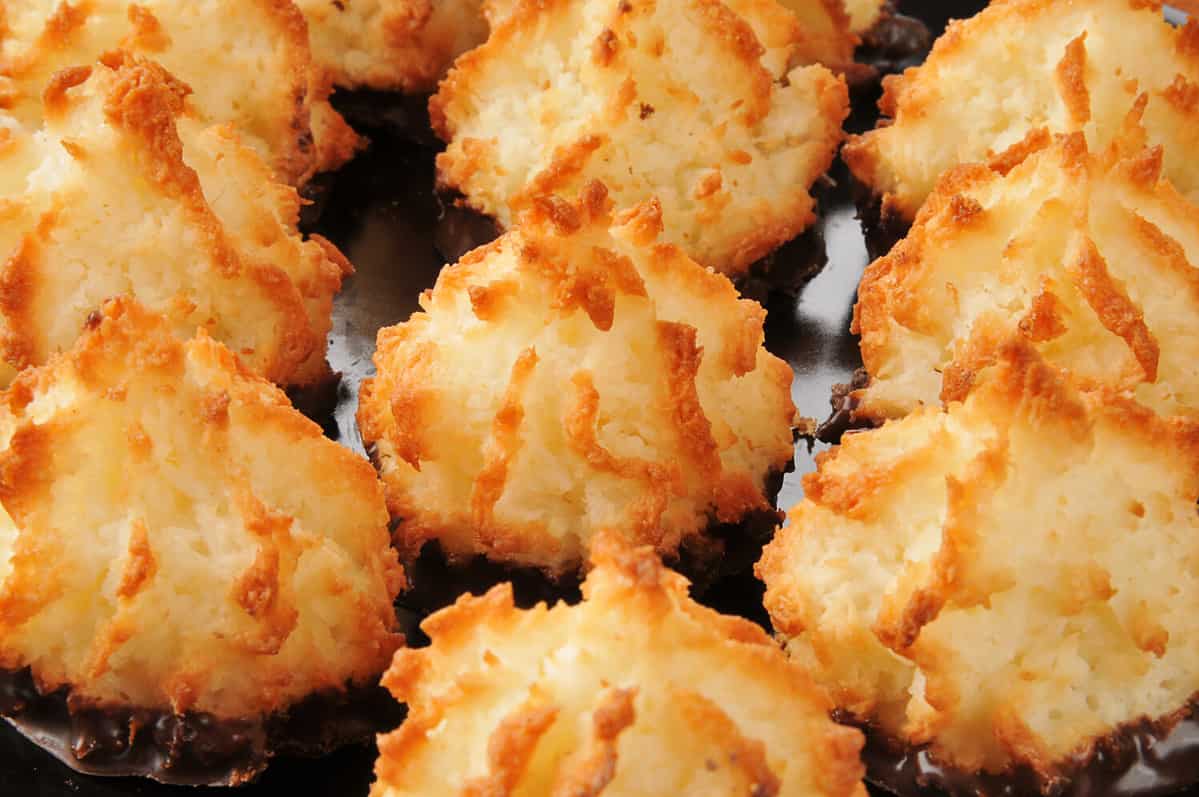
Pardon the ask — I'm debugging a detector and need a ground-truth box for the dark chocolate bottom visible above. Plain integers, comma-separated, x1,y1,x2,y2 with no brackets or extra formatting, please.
856,5,934,78
433,195,503,265
843,710,1199,797
853,178,914,263
329,90,439,149
392,466,789,637
0,667,402,786
815,367,876,444
286,369,345,440
737,223,830,303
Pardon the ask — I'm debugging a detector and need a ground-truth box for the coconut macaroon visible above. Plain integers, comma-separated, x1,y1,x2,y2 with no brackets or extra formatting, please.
0,298,405,782
0,0,360,183
0,58,349,389
757,339,1199,785
294,0,489,92
852,127,1199,423
429,0,850,279
844,0,1199,221
374,533,866,797
358,183,796,575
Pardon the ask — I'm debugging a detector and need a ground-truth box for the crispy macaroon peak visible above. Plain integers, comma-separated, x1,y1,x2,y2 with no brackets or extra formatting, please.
0,0,360,183
428,0,849,277
294,0,490,92
357,184,796,575
0,56,349,388
758,339,1199,781
0,297,404,720
373,532,866,797
852,123,1199,423
844,0,1199,220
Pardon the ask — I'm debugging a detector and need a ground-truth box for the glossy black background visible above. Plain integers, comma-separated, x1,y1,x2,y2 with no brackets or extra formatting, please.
0,2,1088,794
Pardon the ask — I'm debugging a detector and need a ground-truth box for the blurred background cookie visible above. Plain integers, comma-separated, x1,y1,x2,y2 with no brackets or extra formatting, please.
0,0,361,182
294,0,489,93
845,0,1199,222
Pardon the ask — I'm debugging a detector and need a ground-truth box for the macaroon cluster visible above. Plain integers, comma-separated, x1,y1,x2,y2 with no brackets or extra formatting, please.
758,340,1199,782
373,533,866,797
852,127,1199,423
0,299,403,747
358,183,796,575
844,0,1199,221
0,58,349,388
429,0,850,277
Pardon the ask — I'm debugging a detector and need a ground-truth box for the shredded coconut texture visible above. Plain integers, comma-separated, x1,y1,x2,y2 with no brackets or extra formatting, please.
374,532,866,797
0,298,404,719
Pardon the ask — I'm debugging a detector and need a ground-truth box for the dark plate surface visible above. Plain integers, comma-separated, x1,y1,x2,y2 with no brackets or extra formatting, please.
7,2,1190,795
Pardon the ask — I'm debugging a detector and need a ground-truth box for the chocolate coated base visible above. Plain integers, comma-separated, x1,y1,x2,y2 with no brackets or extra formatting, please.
0,668,401,786
849,710,1199,797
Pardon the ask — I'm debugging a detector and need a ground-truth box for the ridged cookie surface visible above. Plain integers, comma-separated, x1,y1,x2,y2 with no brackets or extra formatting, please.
853,129,1199,422
374,533,865,797
358,183,795,575
759,340,1199,780
0,0,359,181
0,59,349,388
845,0,1199,220
430,0,849,277
0,298,404,720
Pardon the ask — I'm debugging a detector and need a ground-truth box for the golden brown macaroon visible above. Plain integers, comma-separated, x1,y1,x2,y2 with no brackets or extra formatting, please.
357,183,796,575
373,532,866,797
758,339,1199,785
294,0,490,92
0,298,405,777
851,126,1199,423
429,0,850,278
0,0,360,183
844,0,1199,221
0,57,349,388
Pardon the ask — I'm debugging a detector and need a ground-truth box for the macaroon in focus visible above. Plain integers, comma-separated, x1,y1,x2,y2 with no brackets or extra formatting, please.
0,57,349,389
357,182,796,576
429,0,850,279
844,0,1199,221
0,298,405,784
851,126,1199,423
373,532,866,797
758,339,1199,789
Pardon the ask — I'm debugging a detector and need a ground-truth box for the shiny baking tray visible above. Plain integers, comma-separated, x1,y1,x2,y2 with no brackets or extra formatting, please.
7,1,1195,795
